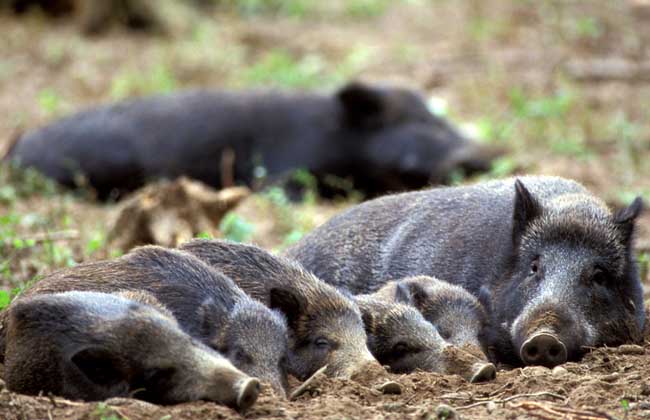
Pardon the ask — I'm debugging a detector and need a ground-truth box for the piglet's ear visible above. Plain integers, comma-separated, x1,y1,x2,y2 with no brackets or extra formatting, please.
613,196,643,245
72,347,129,392
394,281,428,311
337,82,387,129
269,287,305,330
512,179,542,247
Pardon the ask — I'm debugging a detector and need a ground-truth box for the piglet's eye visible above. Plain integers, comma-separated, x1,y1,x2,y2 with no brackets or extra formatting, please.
530,257,540,275
393,342,409,355
315,337,330,349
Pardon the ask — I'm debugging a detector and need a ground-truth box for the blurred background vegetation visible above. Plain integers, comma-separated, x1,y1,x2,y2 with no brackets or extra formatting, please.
1,0,649,305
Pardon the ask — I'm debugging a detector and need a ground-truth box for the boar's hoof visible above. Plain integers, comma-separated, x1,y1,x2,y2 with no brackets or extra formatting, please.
236,378,261,412
520,333,567,367
469,362,496,383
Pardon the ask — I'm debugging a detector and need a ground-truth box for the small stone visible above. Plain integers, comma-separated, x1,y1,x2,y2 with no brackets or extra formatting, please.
378,381,402,395
435,404,460,420
552,366,568,377
522,366,550,377
618,344,645,355
485,401,497,414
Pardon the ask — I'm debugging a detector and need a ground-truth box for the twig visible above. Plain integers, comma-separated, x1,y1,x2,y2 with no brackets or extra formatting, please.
456,391,566,411
289,365,328,401
510,401,616,420
24,230,80,244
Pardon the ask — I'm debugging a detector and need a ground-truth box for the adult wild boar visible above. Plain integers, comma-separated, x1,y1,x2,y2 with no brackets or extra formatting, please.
5,82,496,199
286,176,645,367
0,246,289,396
180,239,380,381
3,291,260,410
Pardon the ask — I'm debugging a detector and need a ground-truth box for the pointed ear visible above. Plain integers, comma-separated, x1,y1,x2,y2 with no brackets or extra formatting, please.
477,285,493,315
269,287,305,330
360,308,375,333
613,196,643,244
394,281,428,310
337,82,387,128
512,179,542,247
198,298,230,341
71,347,129,390
394,282,413,305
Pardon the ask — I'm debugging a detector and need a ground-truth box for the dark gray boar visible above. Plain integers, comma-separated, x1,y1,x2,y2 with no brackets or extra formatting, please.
353,293,495,382
286,176,645,367
179,239,380,381
3,291,260,410
5,82,497,199
0,246,289,396
373,276,488,351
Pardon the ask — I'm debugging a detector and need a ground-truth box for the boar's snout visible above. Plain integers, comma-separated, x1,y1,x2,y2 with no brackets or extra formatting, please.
441,345,497,383
235,377,261,412
336,350,382,379
470,362,497,383
520,333,567,368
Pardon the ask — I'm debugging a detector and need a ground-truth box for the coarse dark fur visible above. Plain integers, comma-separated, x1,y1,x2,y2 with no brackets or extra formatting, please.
1,0,163,35
286,176,645,366
5,82,496,199
3,291,259,409
353,293,494,382
180,239,379,380
0,246,289,395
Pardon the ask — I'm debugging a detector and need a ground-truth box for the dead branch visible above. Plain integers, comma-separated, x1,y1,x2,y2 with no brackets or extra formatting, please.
456,391,566,411
510,401,616,420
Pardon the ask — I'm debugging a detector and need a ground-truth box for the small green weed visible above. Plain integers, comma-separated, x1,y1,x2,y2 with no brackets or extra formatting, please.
219,213,255,243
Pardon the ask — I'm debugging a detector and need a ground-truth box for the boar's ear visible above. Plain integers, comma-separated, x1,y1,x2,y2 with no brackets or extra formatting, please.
269,287,305,330
72,347,129,391
613,196,643,244
337,82,387,129
477,285,493,315
198,298,230,341
512,179,542,247
394,281,428,310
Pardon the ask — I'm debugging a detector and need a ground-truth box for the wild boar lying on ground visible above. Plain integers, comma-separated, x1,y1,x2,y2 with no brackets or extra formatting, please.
181,239,381,381
0,246,289,396
181,239,496,382
5,82,497,199
286,176,645,367
2,291,260,410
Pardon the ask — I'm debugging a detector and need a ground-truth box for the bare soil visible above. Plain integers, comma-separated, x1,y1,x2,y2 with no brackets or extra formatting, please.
1,0,650,419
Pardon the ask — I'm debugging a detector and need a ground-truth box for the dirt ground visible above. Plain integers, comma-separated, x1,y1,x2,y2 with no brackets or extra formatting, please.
1,0,650,419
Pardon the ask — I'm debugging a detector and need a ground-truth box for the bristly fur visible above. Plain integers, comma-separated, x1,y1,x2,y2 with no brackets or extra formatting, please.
180,239,375,380
285,176,645,365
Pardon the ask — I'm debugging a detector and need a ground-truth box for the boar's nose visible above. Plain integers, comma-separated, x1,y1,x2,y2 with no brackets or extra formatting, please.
520,333,567,367
235,377,261,412
469,362,497,383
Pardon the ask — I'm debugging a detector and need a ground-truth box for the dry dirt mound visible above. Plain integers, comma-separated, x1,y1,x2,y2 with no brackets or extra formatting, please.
1,343,649,420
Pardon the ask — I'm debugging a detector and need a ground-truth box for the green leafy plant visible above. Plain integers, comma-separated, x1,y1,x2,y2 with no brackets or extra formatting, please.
219,213,255,243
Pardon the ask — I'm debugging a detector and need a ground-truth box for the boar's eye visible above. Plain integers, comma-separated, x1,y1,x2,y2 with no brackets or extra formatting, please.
529,257,540,276
591,266,609,286
234,349,253,366
314,337,330,349
392,342,410,356
438,328,452,341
